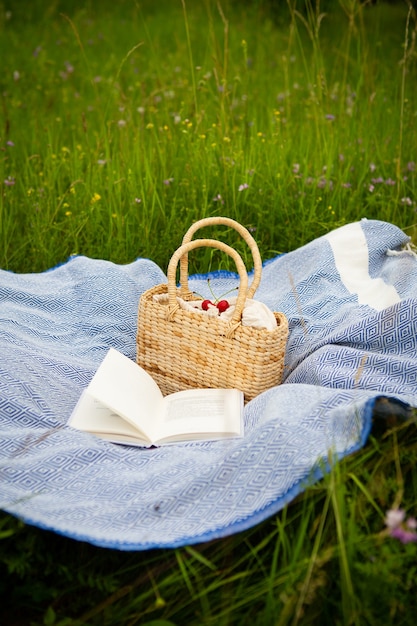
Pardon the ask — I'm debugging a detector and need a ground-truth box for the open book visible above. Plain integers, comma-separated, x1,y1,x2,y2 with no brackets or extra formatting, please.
69,348,244,447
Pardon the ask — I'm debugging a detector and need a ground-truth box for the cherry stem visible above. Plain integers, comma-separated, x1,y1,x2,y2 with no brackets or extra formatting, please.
192,282,238,303
207,279,238,303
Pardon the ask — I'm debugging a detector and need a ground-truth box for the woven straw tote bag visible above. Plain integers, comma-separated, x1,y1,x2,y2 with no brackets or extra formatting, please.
136,217,288,402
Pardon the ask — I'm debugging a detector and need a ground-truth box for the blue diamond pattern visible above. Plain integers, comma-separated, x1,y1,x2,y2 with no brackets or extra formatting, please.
0,221,417,549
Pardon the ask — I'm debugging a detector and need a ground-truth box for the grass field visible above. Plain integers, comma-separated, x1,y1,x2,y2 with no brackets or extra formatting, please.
1,1,417,624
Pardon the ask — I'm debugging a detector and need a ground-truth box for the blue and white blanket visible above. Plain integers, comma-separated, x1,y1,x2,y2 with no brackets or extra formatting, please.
1,219,416,550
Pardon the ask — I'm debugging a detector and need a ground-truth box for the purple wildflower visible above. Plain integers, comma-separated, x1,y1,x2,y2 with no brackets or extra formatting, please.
407,161,415,172
4,177,15,186
213,194,224,204
390,527,417,544
325,114,336,121
371,177,384,184
163,178,174,186
6,140,14,147
317,178,333,190
401,197,413,206
385,508,417,544
385,178,396,186
238,183,249,192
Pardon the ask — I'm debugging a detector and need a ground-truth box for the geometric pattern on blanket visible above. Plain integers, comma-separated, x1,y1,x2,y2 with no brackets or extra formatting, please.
0,219,416,550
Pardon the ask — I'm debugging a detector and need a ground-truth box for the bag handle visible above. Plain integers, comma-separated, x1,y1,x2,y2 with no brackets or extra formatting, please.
180,217,262,300
167,238,249,329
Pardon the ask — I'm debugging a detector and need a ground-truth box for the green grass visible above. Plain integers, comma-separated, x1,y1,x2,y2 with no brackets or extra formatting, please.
1,0,417,624
1,0,416,273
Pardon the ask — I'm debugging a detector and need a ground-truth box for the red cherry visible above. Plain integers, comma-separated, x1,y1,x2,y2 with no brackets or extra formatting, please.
202,299,213,311
216,300,230,313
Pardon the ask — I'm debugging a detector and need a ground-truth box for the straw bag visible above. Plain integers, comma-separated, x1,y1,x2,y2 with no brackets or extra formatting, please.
136,217,288,402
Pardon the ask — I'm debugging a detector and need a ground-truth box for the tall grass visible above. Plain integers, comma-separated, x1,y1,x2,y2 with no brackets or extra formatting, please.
1,1,417,624
1,0,416,273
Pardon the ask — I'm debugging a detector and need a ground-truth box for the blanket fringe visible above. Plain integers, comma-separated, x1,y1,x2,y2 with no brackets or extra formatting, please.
387,242,417,259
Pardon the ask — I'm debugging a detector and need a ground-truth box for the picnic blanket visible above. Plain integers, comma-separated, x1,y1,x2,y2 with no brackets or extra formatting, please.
1,218,416,550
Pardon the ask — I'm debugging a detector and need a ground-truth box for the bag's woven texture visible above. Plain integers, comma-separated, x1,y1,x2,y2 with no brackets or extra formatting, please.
137,218,288,401
1,219,417,550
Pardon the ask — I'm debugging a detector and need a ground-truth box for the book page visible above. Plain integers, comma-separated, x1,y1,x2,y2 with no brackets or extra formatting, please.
82,348,164,441
158,388,243,443
69,393,149,445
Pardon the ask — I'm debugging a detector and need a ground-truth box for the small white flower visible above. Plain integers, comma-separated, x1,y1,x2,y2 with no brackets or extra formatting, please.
385,508,405,530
